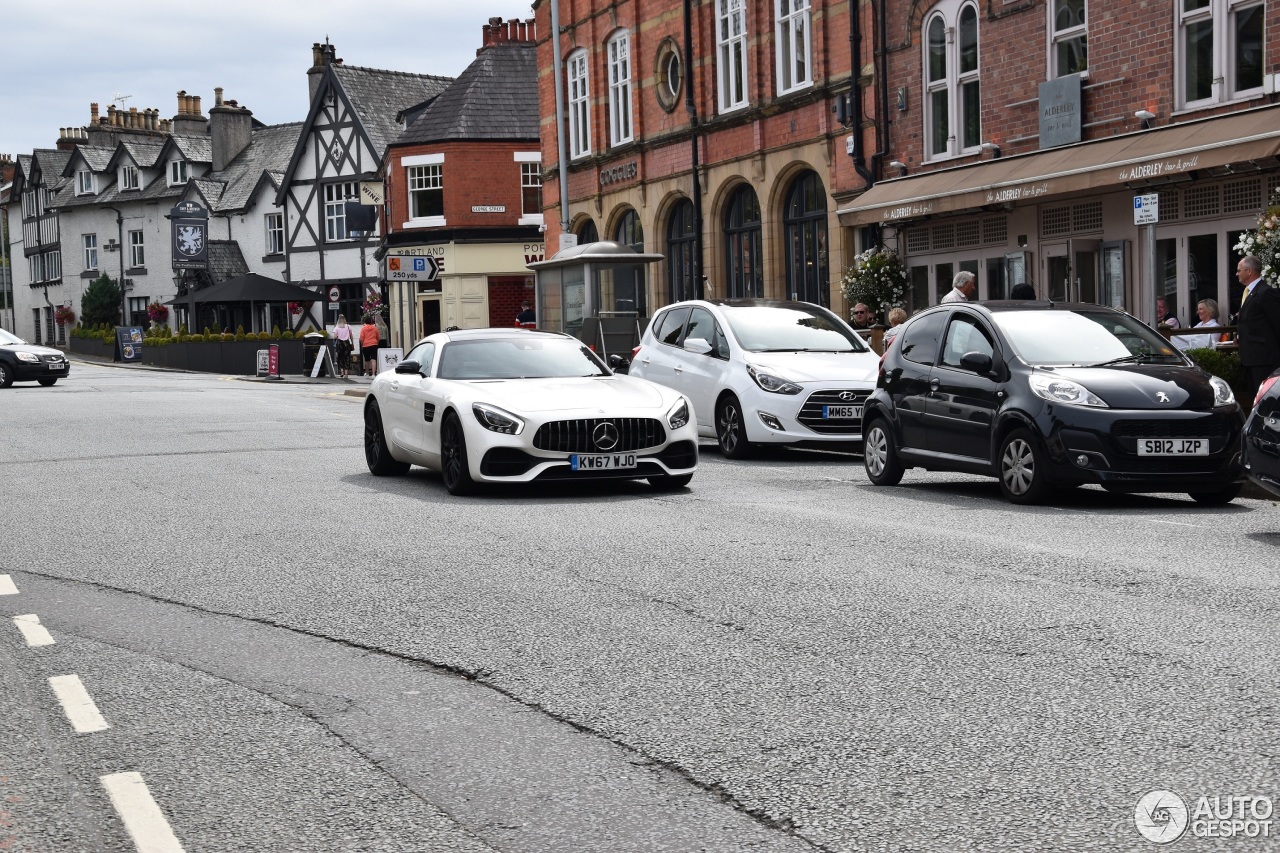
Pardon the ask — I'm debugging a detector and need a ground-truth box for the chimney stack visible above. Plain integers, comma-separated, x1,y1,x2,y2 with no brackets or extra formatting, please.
209,90,253,171
308,40,339,103
480,17,536,52
171,89,209,136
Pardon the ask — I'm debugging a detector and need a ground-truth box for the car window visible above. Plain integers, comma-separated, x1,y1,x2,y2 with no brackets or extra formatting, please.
405,342,436,375
655,307,692,346
992,309,1183,367
899,311,947,365
684,308,716,350
713,324,731,359
940,315,995,369
438,337,608,379
718,304,868,352
0,329,23,345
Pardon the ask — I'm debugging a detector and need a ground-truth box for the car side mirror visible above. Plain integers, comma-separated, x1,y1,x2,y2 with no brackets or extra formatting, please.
959,351,993,374
608,353,629,370
394,360,421,375
683,337,713,355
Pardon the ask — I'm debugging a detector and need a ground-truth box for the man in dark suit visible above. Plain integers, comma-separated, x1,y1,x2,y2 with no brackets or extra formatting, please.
1235,255,1280,404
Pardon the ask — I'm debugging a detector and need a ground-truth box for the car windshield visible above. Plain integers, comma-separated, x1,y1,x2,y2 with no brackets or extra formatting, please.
719,305,868,353
0,328,24,345
992,309,1185,367
437,337,609,380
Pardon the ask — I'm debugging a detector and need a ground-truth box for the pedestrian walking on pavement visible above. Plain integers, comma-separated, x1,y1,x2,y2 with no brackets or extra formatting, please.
333,315,354,378
360,320,381,376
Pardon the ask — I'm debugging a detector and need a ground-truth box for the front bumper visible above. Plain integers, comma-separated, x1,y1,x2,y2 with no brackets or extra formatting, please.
1243,407,1280,499
12,357,70,381
1034,406,1244,493
479,439,698,481
744,386,874,445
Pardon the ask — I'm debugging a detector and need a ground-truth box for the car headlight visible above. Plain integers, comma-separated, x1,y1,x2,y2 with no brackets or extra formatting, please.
1209,375,1236,407
472,403,525,434
16,352,40,363
1028,374,1108,407
747,365,803,395
667,398,691,430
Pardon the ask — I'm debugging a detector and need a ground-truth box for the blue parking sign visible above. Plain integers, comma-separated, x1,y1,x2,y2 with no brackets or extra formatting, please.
413,258,426,271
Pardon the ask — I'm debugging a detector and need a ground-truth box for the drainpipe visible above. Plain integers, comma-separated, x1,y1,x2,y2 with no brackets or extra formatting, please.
550,0,571,241
103,205,126,325
684,0,704,298
871,0,890,183
849,0,874,190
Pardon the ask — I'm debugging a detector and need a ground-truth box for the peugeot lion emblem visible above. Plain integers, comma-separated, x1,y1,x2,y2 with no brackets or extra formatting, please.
1156,391,1170,403
839,391,856,401
593,422,620,451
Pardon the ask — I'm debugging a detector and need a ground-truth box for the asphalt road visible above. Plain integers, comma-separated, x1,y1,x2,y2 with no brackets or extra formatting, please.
2,361,1277,852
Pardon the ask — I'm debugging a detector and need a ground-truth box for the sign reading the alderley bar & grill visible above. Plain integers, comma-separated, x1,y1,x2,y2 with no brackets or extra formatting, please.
1039,73,1082,149
169,201,209,270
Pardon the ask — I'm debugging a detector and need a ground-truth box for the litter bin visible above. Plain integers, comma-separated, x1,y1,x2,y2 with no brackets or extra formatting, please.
303,332,327,376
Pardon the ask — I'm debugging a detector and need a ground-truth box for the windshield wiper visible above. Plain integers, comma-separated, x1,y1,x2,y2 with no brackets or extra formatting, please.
1091,353,1178,367
753,347,849,353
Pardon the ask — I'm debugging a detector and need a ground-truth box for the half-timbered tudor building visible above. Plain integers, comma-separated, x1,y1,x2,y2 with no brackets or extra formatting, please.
275,42,452,335
8,148,72,344
382,17,544,343
534,0,859,320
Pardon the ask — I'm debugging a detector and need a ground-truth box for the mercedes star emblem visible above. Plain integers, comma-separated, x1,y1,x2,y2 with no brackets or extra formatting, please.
593,422,620,451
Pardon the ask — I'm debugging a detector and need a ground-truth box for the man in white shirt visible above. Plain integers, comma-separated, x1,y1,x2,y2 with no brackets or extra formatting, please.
941,271,977,303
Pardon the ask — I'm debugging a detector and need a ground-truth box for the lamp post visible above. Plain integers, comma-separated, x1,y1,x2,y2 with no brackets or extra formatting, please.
102,206,126,325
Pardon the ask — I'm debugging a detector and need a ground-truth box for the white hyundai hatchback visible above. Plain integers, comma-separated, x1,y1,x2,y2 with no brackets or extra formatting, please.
628,299,881,458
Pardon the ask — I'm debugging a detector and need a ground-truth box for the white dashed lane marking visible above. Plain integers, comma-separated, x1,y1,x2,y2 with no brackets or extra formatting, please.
13,614,55,647
47,674,110,733
100,772,186,853
0,574,18,595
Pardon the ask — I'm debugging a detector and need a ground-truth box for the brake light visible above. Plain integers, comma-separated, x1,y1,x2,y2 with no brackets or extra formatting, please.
1256,375,1279,408
631,345,642,360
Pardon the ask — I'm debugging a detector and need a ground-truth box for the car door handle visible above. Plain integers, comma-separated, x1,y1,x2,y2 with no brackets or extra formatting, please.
929,378,940,391
390,381,399,391
639,357,651,366
674,364,684,373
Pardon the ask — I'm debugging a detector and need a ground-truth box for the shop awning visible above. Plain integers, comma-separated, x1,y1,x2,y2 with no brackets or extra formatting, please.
836,104,1280,227
167,274,320,305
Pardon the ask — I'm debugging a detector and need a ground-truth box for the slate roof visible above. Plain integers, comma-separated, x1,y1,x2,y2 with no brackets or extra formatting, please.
171,135,213,164
208,240,249,282
332,64,453,154
206,123,300,212
33,149,72,188
395,44,538,145
66,146,115,173
112,141,165,170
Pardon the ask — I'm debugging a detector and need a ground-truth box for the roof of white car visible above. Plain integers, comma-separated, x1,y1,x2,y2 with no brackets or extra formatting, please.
415,328,570,347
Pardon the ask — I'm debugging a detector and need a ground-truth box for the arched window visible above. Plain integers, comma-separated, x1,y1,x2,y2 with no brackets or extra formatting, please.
783,171,828,306
667,199,698,303
923,1,981,160
724,185,762,298
615,209,643,252
575,219,599,244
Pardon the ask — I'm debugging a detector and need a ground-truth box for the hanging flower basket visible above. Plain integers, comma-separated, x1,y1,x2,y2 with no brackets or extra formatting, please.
147,302,169,323
54,305,77,326
360,292,386,323
1234,186,1280,280
839,246,910,319
288,301,304,315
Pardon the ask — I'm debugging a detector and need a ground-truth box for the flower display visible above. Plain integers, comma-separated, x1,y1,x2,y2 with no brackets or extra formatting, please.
360,292,387,323
54,305,76,326
839,246,909,320
288,301,304,315
147,302,169,323
1234,187,1280,279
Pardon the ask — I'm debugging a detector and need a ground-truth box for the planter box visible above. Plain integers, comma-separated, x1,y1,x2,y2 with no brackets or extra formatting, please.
140,339,305,375
69,337,117,360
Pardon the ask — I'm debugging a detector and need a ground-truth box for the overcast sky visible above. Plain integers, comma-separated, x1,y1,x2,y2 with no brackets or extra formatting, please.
0,0,537,160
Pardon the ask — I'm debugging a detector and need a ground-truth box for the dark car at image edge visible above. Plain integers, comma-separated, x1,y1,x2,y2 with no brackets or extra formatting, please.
1242,368,1280,499
0,328,71,388
863,301,1245,505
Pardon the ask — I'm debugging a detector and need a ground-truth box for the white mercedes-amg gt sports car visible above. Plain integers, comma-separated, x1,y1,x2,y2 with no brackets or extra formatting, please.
363,328,699,495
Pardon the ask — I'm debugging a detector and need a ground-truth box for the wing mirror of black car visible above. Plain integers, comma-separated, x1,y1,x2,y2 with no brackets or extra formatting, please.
683,337,713,355
959,351,994,374
608,353,630,373
394,360,421,375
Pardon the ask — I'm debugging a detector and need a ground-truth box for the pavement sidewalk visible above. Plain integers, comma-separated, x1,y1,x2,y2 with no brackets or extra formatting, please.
67,354,373,395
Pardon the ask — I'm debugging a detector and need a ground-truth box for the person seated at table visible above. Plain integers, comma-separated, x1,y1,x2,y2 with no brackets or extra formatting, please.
1172,299,1221,351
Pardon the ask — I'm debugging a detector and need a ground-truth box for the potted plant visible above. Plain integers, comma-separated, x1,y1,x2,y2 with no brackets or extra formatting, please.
147,302,169,326
54,305,76,327
840,246,909,322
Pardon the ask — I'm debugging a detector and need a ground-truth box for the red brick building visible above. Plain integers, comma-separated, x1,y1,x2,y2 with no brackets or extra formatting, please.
533,0,862,324
382,17,545,339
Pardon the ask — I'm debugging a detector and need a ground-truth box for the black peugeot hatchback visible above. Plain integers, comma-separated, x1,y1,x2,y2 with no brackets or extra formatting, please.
862,301,1244,505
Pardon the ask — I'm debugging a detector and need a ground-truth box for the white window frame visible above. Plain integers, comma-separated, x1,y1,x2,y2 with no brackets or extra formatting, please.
128,230,145,268
607,31,633,146
76,169,94,196
120,164,140,191
567,50,592,159
517,152,544,225
776,0,813,95
923,0,982,162
1176,0,1265,109
83,234,98,271
324,182,357,241
400,153,445,227
29,251,61,283
408,165,444,222
265,212,284,255
168,159,188,187
22,191,37,218
1049,0,1088,78
716,0,749,112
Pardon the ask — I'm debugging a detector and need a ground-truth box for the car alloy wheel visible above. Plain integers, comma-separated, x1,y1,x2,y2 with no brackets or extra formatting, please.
0,363,12,388
863,419,904,486
716,394,754,459
440,412,477,496
364,400,410,476
998,428,1051,504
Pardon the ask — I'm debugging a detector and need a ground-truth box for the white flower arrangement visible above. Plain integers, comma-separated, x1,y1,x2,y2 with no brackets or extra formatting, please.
1233,186,1280,280
839,246,909,320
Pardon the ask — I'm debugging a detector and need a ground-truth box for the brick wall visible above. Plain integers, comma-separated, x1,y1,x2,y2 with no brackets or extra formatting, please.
488,276,536,327
386,140,540,231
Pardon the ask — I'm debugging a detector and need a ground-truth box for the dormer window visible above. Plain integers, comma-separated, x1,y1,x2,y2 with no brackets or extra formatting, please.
120,165,140,191
168,160,189,186
76,170,95,196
